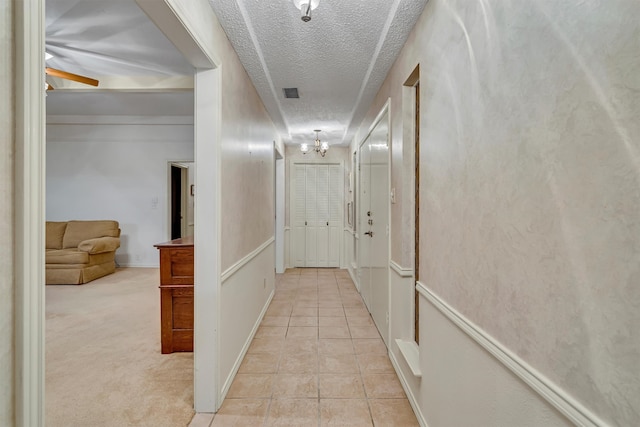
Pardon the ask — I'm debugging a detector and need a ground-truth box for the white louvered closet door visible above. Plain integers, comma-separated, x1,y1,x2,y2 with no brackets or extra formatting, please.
304,165,318,266
292,163,343,268
293,164,307,267
316,165,330,267
328,164,342,267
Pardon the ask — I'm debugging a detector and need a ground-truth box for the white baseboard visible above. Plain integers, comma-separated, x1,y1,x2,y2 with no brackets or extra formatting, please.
416,282,606,427
116,263,158,268
219,288,274,400
389,349,428,427
348,265,358,289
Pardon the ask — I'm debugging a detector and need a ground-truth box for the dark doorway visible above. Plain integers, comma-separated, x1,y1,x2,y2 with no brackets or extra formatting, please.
171,165,182,239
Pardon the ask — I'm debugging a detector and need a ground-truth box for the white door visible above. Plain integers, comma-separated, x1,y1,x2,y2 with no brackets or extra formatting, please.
357,109,390,345
305,165,318,266
328,164,342,266
292,163,343,267
316,165,330,267
358,143,373,310
293,164,306,267
369,122,390,345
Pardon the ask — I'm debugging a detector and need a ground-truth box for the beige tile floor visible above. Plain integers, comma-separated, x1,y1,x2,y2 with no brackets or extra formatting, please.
209,268,419,427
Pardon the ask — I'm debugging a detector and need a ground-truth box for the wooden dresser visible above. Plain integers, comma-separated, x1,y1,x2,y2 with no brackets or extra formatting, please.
154,236,194,354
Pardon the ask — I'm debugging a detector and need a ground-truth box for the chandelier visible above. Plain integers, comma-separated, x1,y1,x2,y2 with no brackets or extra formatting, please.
300,130,329,157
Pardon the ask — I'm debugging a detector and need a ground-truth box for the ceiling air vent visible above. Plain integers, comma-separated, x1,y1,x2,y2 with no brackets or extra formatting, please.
283,88,299,99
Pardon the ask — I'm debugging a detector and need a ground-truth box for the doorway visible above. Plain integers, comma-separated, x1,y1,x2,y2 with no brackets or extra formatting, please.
291,162,343,268
169,162,194,240
171,165,184,239
358,105,390,345
16,0,223,420
275,149,285,273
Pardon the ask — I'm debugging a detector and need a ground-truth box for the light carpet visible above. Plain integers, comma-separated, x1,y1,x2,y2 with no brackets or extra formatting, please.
46,267,194,427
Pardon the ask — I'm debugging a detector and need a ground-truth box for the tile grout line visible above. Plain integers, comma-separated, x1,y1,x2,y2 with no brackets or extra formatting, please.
344,269,376,425
219,268,415,426
316,272,321,427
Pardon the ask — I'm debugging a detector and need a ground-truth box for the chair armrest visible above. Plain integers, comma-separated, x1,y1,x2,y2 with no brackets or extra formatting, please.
78,237,121,254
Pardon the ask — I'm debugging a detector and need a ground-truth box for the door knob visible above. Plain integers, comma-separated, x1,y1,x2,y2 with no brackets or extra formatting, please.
364,231,373,237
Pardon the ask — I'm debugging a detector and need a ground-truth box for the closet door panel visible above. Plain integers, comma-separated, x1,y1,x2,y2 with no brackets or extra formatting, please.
292,162,343,268
305,165,318,266
293,164,307,267
328,165,342,267
316,165,329,267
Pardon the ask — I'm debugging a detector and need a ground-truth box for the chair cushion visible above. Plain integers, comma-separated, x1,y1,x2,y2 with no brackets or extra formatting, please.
46,249,89,264
46,222,68,250
45,250,115,267
62,220,120,249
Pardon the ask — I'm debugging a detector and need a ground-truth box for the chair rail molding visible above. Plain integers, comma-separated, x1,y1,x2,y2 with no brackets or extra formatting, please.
221,237,275,283
390,260,413,277
416,282,606,427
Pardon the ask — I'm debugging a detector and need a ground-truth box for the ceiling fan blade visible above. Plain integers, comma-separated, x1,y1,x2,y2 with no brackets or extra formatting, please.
45,67,99,87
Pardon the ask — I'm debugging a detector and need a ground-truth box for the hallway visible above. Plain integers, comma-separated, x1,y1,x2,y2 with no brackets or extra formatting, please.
210,268,418,426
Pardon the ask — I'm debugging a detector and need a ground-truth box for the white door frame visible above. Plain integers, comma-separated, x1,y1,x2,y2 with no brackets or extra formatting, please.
15,1,224,423
136,0,223,413
275,149,285,273
288,159,344,268
193,67,220,412
15,1,46,424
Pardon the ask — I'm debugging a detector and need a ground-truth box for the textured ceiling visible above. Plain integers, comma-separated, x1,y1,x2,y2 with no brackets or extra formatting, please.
209,0,428,146
44,0,428,144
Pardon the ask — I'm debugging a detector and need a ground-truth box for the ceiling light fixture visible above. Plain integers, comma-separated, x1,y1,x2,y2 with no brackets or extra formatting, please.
293,0,319,22
301,130,329,157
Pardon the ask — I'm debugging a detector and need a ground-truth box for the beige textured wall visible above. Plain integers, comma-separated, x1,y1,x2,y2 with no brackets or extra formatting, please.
219,83,276,271
172,0,278,271
0,1,14,425
354,1,640,425
216,28,278,272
